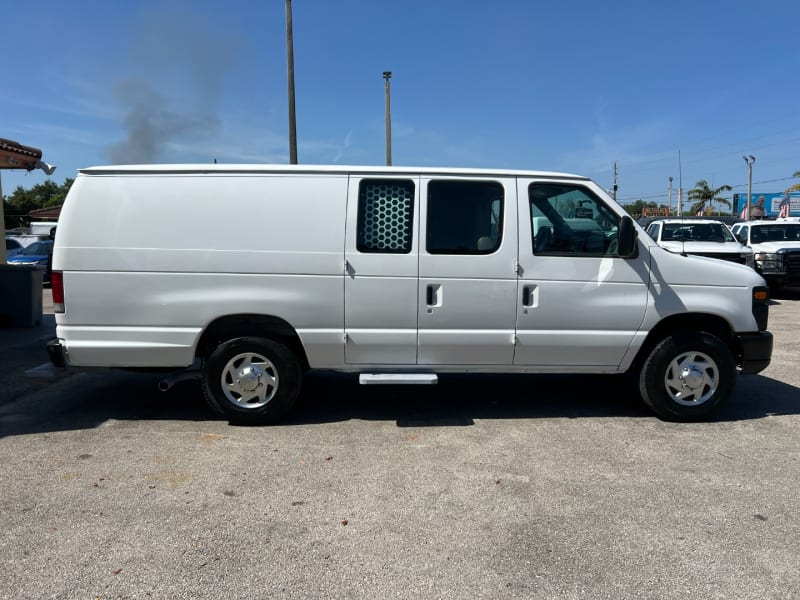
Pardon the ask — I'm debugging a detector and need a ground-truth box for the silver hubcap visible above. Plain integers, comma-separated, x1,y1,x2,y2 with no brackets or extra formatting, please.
220,352,278,409
664,350,719,406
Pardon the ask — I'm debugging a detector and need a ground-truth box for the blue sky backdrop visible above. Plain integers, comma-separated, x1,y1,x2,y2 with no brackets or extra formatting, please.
2,0,799,207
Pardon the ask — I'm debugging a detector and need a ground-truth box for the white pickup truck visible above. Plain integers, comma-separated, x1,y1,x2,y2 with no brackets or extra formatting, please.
732,218,800,289
645,218,754,267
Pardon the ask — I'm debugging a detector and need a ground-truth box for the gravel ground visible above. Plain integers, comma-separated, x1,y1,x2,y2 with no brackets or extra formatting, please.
0,289,798,599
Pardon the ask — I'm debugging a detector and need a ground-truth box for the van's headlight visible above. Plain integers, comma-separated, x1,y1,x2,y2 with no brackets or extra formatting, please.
754,252,784,273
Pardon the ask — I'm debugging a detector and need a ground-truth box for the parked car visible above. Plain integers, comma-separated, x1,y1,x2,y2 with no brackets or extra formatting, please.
645,218,754,266
733,218,800,289
7,239,54,282
5,237,24,257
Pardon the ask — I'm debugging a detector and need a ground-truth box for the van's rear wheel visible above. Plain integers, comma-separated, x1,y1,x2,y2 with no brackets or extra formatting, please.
639,332,735,422
202,337,302,424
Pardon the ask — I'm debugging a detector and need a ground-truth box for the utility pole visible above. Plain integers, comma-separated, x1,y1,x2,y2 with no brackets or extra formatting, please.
285,0,298,164
612,161,618,202
677,150,683,216
743,155,755,220
383,71,392,166
668,176,673,215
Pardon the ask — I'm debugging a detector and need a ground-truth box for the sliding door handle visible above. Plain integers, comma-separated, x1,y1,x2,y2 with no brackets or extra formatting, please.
426,284,442,307
521,285,537,308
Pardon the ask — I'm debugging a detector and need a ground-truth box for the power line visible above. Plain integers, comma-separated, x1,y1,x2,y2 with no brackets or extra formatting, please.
617,176,797,203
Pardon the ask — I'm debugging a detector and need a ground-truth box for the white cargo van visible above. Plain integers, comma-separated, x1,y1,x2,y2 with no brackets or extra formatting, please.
48,165,773,423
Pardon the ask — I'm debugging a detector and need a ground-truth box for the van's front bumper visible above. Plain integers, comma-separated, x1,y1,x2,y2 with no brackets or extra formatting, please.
737,331,773,374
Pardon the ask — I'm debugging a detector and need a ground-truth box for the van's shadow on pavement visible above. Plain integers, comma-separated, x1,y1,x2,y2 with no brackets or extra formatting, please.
1,369,798,438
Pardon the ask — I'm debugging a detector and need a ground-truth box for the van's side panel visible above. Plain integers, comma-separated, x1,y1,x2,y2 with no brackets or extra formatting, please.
343,176,420,364
54,174,347,368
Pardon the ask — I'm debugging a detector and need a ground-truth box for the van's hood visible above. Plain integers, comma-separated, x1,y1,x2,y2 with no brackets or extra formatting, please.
647,244,765,287
750,241,800,253
659,241,751,254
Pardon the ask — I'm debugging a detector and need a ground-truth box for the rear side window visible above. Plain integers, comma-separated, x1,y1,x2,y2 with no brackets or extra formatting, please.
426,180,503,254
357,179,414,253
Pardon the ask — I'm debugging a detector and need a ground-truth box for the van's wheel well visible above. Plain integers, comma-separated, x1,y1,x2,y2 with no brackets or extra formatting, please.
629,314,738,373
195,314,309,371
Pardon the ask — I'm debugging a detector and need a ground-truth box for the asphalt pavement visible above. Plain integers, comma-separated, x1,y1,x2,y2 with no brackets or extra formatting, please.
0,288,66,406
0,289,798,599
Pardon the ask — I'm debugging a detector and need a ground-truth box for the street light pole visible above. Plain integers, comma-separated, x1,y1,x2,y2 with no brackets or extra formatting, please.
743,155,755,220
286,0,298,164
668,176,673,215
383,71,392,166
677,150,683,216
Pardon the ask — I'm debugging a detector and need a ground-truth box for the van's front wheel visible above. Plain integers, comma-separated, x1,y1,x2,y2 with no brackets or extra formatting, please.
202,337,302,424
639,332,735,421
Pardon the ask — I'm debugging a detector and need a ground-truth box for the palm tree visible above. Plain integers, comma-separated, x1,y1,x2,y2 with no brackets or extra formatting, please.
788,171,800,193
687,180,732,215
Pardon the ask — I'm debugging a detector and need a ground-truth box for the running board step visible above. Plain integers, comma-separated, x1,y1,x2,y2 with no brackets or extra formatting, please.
359,373,438,385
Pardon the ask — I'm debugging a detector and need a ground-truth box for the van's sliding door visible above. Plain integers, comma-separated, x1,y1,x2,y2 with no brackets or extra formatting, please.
417,177,518,365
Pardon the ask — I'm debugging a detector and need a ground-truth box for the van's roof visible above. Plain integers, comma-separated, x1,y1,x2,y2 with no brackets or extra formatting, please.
78,164,589,180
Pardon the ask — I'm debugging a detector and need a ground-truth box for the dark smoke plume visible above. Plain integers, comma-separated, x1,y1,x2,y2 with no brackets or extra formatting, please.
107,79,219,164
105,5,237,164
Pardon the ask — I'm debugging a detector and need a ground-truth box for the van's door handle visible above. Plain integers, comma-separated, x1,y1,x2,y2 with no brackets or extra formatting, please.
522,285,536,307
426,284,442,307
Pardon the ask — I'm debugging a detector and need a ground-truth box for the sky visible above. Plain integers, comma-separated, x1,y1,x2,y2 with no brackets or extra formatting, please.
2,0,799,209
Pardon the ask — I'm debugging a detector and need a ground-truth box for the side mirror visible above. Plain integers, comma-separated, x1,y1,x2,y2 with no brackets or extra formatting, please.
617,216,638,258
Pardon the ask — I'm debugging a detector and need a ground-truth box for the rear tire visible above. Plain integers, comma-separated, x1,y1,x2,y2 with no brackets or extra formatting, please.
202,336,302,425
639,331,735,422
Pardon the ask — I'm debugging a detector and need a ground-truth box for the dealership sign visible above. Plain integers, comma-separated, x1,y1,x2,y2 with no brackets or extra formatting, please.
733,192,799,218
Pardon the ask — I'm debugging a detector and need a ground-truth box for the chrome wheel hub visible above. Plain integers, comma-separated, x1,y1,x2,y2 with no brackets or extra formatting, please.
221,352,278,409
664,351,718,406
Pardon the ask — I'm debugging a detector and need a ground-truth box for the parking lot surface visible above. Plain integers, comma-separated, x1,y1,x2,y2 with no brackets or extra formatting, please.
0,291,798,599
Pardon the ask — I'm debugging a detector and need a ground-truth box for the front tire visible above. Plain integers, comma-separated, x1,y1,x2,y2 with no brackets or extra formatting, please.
202,337,302,425
639,331,735,422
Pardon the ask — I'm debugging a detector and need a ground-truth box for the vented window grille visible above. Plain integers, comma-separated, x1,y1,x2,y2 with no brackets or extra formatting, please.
357,179,414,253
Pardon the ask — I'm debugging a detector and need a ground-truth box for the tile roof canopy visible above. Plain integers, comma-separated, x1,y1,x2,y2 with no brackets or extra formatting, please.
0,137,43,170
28,205,62,220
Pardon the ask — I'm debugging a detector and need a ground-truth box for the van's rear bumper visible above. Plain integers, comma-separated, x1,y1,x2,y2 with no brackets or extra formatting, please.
47,339,67,368
737,331,773,374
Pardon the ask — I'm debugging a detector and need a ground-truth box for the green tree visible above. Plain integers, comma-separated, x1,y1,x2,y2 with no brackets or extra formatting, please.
3,177,73,227
687,180,732,215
